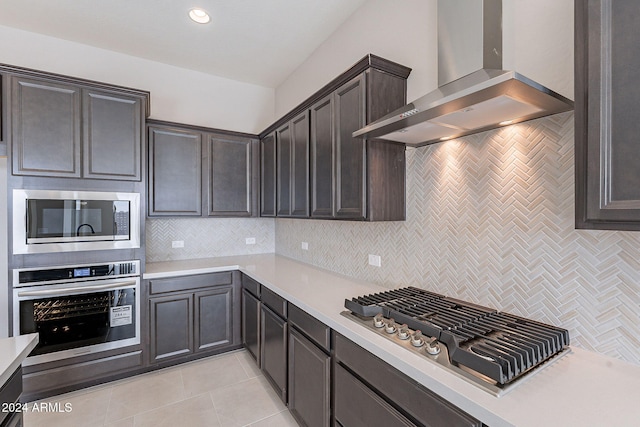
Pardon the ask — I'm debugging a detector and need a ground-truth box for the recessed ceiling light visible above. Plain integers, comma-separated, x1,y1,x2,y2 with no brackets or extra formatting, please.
189,8,211,24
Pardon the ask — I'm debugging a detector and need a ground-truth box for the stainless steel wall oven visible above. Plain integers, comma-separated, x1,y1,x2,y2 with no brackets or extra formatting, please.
12,189,140,254
13,261,140,366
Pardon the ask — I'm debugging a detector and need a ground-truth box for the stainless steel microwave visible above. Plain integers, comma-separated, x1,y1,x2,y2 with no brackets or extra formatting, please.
13,189,140,254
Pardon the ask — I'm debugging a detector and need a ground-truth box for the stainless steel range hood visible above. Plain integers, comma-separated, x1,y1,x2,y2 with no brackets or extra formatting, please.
353,0,574,147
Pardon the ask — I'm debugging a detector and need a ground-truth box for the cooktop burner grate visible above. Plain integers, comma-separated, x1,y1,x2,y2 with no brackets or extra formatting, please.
344,286,570,389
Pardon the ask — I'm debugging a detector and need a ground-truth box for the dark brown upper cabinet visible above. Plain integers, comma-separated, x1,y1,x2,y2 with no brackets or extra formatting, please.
575,0,640,230
261,54,411,221
276,122,292,216
147,120,258,218
82,89,143,180
310,69,407,221
148,125,202,216
334,74,366,219
6,69,148,181
260,132,277,217
277,111,310,218
0,74,5,156
310,94,335,218
207,134,256,217
11,77,81,178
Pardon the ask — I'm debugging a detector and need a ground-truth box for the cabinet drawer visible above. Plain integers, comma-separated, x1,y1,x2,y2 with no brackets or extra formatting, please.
150,272,233,295
289,304,330,352
261,286,287,318
241,274,261,298
334,363,414,427
23,351,142,399
334,333,482,427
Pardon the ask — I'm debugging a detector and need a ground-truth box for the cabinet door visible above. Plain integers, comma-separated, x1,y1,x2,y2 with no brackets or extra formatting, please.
242,288,260,365
1,75,6,156
149,294,193,363
148,126,202,216
288,327,330,427
11,76,81,177
194,285,234,352
276,122,292,216
576,0,640,229
260,304,287,403
310,94,335,218
207,135,252,217
335,74,366,220
291,111,310,217
261,132,277,217
334,364,415,427
82,89,143,180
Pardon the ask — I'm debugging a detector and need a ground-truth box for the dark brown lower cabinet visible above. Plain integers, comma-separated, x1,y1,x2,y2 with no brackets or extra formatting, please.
242,288,260,364
260,304,287,403
334,364,414,427
1,412,21,427
148,272,240,365
237,279,483,427
0,368,23,427
149,293,193,362
333,333,482,427
22,351,143,402
194,287,234,351
288,327,331,427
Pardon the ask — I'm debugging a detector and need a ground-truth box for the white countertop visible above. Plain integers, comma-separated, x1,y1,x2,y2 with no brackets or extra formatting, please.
0,334,39,386
145,254,640,427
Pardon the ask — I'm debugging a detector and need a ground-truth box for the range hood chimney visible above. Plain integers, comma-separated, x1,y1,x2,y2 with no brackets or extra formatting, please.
353,0,573,147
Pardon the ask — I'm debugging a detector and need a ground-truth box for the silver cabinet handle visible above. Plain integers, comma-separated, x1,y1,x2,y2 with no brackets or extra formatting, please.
18,280,137,297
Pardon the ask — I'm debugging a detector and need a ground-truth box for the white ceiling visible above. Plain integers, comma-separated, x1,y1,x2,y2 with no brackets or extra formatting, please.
0,0,367,88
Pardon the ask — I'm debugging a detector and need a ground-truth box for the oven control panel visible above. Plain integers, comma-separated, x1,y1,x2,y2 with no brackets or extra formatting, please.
15,260,140,286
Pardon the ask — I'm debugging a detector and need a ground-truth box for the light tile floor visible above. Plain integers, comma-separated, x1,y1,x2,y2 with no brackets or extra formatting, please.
23,350,299,427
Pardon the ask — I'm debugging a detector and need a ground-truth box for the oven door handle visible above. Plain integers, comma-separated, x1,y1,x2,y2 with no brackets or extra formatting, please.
17,280,138,297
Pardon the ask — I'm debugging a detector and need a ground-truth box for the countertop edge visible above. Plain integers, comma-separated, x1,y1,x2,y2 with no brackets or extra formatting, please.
143,265,240,280
0,334,39,386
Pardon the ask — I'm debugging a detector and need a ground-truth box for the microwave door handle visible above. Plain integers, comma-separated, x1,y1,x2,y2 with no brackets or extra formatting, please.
17,280,137,297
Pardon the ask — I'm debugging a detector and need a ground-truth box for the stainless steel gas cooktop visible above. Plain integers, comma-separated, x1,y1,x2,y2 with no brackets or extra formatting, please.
342,286,570,397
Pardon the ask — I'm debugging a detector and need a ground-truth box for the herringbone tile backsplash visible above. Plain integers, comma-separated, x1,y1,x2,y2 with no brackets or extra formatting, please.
147,217,275,262
276,112,640,365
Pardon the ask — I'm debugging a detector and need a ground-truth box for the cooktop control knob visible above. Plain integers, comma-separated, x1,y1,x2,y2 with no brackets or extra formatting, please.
384,318,397,334
373,314,385,328
425,337,441,355
397,324,410,340
410,331,425,347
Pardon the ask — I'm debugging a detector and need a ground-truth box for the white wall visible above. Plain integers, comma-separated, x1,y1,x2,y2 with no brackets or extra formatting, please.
502,0,574,100
274,0,437,117
275,0,574,116
0,157,7,338
0,25,275,134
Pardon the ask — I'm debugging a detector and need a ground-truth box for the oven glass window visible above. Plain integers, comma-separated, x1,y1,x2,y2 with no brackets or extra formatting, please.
19,288,137,357
26,199,130,240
